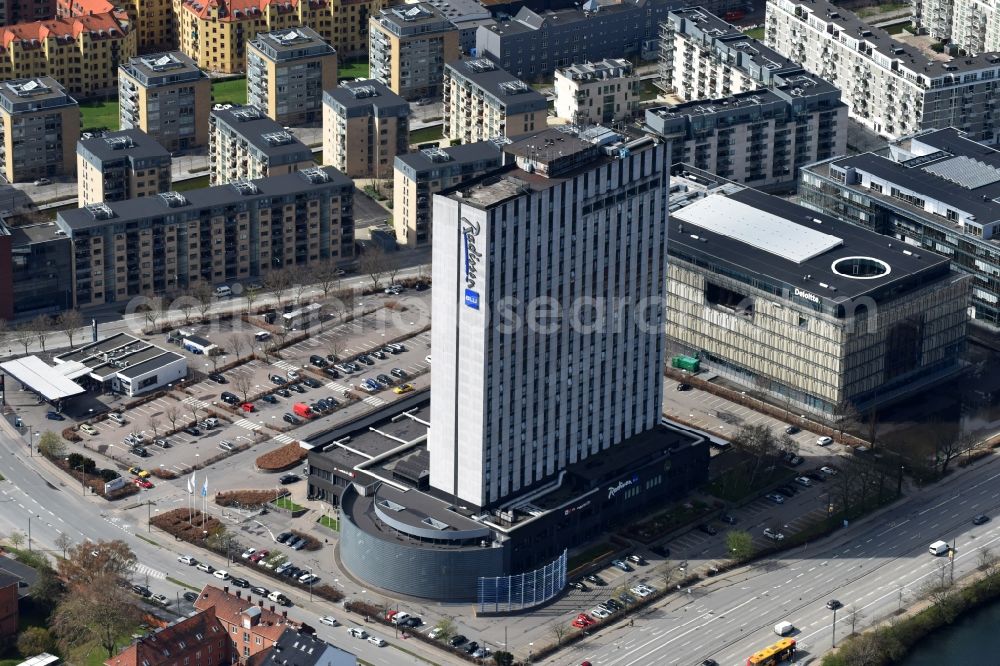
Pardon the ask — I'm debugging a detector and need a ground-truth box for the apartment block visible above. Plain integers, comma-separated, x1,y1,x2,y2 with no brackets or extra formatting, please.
666,166,969,415
247,27,338,126
369,4,460,101
442,58,547,144
554,58,639,125
119,51,212,152
766,0,1000,142
323,80,409,179
912,0,1000,54
0,12,137,98
193,586,300,665
56,166,355,306
11,0,54,23
658,7,801,103
209,106,314,186
392,141,501,247
173,0,385,75
476,0,739,81
0,78,79,184
59,0,173,53
644,73,846,190
77,129,171,205
104,606,228,666
801,127,1000,329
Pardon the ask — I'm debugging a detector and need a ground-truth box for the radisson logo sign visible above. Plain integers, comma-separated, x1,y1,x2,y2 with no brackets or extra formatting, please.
794,287,820,304
462,216,482,310
608,474,640,500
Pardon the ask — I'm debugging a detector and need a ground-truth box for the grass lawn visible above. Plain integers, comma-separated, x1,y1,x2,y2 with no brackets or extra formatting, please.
80,99,120,131
174,175,210,192
409,125,443,145
857,1,908,17
273,496,305,512
706,460,798,503
211,78,247,106
640,80,660,102
338,61,370,81
744,26,765,40
567,541,616,571
884,20,912,34
318,514,340,531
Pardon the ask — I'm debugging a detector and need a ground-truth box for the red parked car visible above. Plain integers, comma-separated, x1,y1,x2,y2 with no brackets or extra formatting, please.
241,402,255,413
133,477,153,489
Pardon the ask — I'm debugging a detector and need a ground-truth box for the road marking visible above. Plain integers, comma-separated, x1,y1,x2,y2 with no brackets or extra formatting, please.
363,396,386,407
273,434,295,444
233,419,262,432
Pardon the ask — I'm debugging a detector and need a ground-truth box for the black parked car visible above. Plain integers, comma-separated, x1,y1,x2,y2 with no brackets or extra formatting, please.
277,388,291,398
184,427,202,436
231,577,250,588
209,373,227,384
132,585,151,597
220,392,240,405
323,367,340,379
276,531,293,543
270,374,288,385
309,355,328,368
301,377,320,389
280,474,300,485
289,383,305,394
283,413,301,425
698,523,718,536
261,394,278,404
464,642,479,655
449,635,467,647
183,591,198,602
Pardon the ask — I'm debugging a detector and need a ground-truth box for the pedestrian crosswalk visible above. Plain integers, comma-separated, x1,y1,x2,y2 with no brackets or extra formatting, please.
326,382,351,393
274,433,295,444
182,395,210,409
233,418,262,432
363,396,386,407
273,360,299,372
135,563,166,580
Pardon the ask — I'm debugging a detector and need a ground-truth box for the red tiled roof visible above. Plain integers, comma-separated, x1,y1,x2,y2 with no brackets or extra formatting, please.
194,585,297,643
104,606,228,666
0,12,128,48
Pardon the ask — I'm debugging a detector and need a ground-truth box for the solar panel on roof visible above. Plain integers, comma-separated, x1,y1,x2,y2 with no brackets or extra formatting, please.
672,194,844,265
923,155,1000,190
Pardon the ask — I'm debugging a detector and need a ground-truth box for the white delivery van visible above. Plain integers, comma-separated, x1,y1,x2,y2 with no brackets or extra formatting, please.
774,621,794,636
929,540,950,556
215,285,232,298
267,590,290,606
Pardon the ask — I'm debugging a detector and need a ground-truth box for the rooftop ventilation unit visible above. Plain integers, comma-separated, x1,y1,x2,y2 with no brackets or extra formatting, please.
300,167,330,184
262,131,294,146
86,202,115,220
378,499,405,512
466,58,496,73
7,79,50,97
141,54,183,71
104,135,136,150
499,80,529,95
231,180,259,195
421,146,451,162
349,85,379,99
275,28,309,44
231,107,263,122
159,191,188,207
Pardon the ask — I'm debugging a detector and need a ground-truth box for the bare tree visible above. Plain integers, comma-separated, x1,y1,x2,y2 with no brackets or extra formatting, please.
188,400,201,425
232,373,254,403
56,309,84,349
550,622,569,645
243,285,259,314
148,416,161,438
930,425,977,477
32,315,51,352
265,268,291,311
385,251,403,286
175,288,196,324
164,405,180,432
12,322,34,355
51,576,141,658
731,424,780,486
288,266,310,305
230,335,248,361
848,604,864,635
141,293,165,332
193,283,214,322
359,245,389,290
54,532,73,559
316,260,342,298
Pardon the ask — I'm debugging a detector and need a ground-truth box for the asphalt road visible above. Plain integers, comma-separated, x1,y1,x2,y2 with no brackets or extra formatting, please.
548,455,1000,666
0,420,461,666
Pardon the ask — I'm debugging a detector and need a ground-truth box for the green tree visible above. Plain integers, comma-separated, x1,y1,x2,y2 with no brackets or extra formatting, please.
492,651,514,666
37,431,65,459
8,531,25,549
51,575,141,658
17,626,55,656
726,529,755,562
434,617,456,640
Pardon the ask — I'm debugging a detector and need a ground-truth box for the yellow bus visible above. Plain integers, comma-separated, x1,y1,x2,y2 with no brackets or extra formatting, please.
746,638,796,666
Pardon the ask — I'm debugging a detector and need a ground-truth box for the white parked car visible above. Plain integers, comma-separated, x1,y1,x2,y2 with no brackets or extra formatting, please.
241,548,256,560
150,593,170,606
428,627,443,639
820,466,839,476
319,616,338,627
816,436,833,446
213,569,230,580
178,555,197,565
196,563,214,574
630,585,653,598
794,476,813,487
591,607,611,619
367,636,387,647
763,528,785,541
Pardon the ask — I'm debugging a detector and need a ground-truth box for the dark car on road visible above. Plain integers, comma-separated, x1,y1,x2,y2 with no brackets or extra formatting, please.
826,599,842,610
280,474,300,485
974,514,991,525
45,411,65,421
231,577,250,588
209,373,227,384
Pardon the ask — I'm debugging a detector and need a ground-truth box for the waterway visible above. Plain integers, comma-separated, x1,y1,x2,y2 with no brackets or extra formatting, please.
899,599,1000,665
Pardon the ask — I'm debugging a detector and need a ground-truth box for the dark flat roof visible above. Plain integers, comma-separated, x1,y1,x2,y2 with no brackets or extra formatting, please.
669,184,953,304
211,106,313,161
57,167,352,233
116,351,184,379
323,80,410,118
445,59,547,112
77,129,170,164
830,128,1000,224
395,141,501,176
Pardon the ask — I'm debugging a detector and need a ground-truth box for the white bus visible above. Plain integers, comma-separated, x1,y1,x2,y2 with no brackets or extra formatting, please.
282,303,322,330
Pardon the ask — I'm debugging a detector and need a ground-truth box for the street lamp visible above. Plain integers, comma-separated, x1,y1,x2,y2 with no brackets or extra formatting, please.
308,566,314,602
831,606,838,647
27,514,39,551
